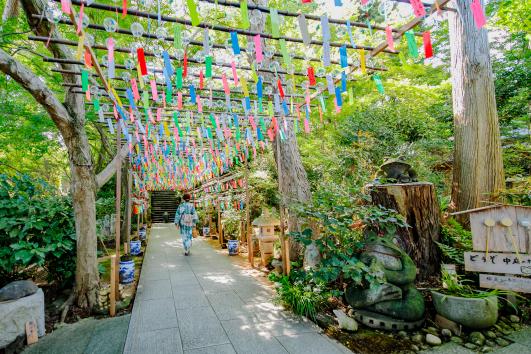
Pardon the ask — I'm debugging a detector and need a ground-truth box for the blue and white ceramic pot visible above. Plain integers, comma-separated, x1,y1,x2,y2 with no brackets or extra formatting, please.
119,260,135,284
227,239,239,256
130,240,142,256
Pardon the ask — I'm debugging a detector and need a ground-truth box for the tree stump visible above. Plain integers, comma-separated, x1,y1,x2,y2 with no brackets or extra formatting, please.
369,182,441,281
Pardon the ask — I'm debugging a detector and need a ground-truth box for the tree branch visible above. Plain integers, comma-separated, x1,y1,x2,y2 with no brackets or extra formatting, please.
95,143,130,189
0,48,72,131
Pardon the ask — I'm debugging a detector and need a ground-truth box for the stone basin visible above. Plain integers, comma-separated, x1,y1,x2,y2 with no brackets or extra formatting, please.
431,290,498,329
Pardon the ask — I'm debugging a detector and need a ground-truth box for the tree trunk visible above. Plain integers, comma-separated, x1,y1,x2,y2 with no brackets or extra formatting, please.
122,167,133,246
448,0,504,224
369,182,441,281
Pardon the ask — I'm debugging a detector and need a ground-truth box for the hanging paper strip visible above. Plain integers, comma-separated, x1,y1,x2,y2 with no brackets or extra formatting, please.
176,67,183,89
187,0,201,26
137,48,147,76
270,8,280,38
279,39,291,68
321,15,330,41
231,61,239,85
359,49,366,74
127,89,137,110
298,14,311,45
323,41,331,67
222,74,230,95
183,52,188,77
230,32,240,55
254,35,263,63
205,56,212,78
61,0,71,14
203,28,210,55
84,49,92,68
339,45,348,68
405,31,419,58
241,78,249,97
75,33,84,60
199,70,204,89
150,80,159,101
346,20,356,48
385,26,395,51
240,0,250,29
348,87,354,105
277,79,285,98
76,2,84,34
471,0,487,29
174,24,182,49
162,51,173,77
81,69,89,92
335,87,342,106
341,71,347,92
307,66,316,86
122,0,127,18
423,31,433,58
373,74,385,94
326,74,334,95
409,0,426,18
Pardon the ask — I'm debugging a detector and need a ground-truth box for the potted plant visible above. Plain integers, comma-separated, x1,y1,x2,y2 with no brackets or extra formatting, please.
119,254,135,284
222,209,241,256
431,269,499,329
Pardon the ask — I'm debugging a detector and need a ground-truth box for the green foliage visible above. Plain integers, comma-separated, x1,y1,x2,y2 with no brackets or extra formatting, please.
436,219,472,265
221,208,243,240
269,272,329,320
440,268,517,300
0,174,76,287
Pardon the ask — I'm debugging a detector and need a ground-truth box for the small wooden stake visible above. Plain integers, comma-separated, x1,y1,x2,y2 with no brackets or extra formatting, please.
114,122,122,300
25,320,38,345
110,254,117,317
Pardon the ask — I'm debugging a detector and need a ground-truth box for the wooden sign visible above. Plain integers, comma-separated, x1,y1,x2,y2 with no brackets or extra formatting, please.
479,274,531,293
464,251,531,275
25,320,38,345
470,206,531,253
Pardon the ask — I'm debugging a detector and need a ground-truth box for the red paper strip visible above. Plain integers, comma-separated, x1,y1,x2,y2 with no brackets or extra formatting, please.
137,48,147,75
471,0,487,29
277,79,285,98
84,49,92,68
122,0,127,18
199,70,204,90
183,51,188,78
423,31,433,58
302,0,312,3
385,25,395,51
307,66,316,86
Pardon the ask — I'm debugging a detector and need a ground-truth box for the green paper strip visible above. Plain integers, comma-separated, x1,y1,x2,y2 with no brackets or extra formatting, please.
268,101,273,118
270,8,280,38
348,87,354,105
81,69,89,92
142,91,149,108
279,39,291,68
259,116,266,132
236,127,241,142
174,24,182,49
258,97,263,112
166,87,172,102
209,113,216,128
405,31,418,58
373,74,385,94
205,56,212,78
176,67,183,89
240,0,250,29
93,99,100,111
187,0,200,26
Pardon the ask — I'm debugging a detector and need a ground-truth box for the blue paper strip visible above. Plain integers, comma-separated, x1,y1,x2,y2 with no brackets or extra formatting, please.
126,89,137,110
346,20,356,49
162,51,173,77
340,45,348,68
321,15,330,41
326,74,334,95
335,87,342,106
281,99,289,116
230,32,240,55
189,85,196,104
341,71,347,92
323,41,331,67
245,97,251,110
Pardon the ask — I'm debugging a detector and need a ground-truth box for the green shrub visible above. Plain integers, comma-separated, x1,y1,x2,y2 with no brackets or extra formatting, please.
0,174,76,287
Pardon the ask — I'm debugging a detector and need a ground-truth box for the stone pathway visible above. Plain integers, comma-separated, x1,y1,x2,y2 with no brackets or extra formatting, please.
123,223,351,354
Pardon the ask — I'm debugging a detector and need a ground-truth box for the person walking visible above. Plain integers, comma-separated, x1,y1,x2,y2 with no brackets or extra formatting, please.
174,193,199,256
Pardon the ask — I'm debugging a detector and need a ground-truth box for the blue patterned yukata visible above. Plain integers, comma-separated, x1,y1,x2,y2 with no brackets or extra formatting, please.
174,202,198,254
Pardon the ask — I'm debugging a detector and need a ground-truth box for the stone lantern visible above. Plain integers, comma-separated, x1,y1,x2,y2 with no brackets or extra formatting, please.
252,209,280,266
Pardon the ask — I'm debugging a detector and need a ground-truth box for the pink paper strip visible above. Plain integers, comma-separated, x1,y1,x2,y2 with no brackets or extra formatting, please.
77,3,84,34
150,80,159,101
222,74,230,95
231,61,239,86
197,95,202,113
156,108,162,122
131,79,140,101
471,0,487,29
254,35,263,63
61,0,71,14
177,92,183,109
129,107,135,123
385,25,395,51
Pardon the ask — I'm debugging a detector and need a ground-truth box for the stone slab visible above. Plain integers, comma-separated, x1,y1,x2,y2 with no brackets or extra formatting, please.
124,327,182,354
275,332,350,354
172,285,211,310
0,288,45,348
176,306,230,350
136,279,172,301
184,343,236,354
132,298,178,333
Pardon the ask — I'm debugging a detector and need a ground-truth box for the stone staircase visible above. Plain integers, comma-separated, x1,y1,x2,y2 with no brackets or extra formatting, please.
150,191,179,223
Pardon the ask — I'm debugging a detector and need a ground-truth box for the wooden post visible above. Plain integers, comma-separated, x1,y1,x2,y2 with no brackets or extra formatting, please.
218,204,223,246
136,212,140,240
125,168,133,246
109,254,116,317
114,122,122,299
244,163,253,267
276,137,289,275
369,182,441,281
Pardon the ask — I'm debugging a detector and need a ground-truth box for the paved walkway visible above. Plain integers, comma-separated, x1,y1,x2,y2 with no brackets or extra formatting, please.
123,223,351,354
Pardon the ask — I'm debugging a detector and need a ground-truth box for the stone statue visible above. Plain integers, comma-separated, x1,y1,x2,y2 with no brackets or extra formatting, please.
376,156,418,183
345,235,425,329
